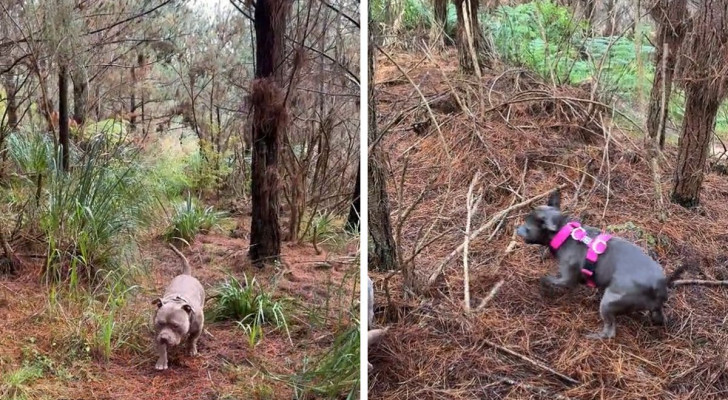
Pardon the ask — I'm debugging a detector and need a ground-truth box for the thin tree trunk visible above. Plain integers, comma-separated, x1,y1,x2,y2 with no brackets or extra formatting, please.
58,65,70,172
646,0,687,148
454,0,491,74
345,165,360,232
671,0,728,208
2,74,18,130
368,14,398,272
431,0,448,47
71,67,87,125
249,0,291,266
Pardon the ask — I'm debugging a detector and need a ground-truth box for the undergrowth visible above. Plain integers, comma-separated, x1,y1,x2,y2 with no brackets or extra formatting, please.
211,275,291,347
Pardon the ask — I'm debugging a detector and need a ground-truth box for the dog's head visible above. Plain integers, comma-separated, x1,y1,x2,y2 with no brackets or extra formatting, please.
516,190,565,245
152,297,194,347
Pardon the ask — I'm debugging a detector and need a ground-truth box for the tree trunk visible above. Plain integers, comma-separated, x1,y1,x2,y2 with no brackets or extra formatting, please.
646,0,687,148
58,65,70,172
249,0,291,266
345,165,360,232
71,67,87,125
431,0,448,47
129,61,137,131
672,0,728,208
454,0,491,73
368,16,398,272
671,86,719,207
1,74,18,130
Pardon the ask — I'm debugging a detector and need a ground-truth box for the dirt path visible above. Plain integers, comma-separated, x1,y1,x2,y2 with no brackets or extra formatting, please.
0,224,358,399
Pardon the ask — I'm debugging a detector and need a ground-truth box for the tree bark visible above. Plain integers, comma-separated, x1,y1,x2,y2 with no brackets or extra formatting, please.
454,0,491,73
431,0,448,47
345,165,360,232
1,74,18,130
249,0,291,266
646,0,687,148
58,64,70,172
71,67,87,125
368,16,398,272
672,0,728,208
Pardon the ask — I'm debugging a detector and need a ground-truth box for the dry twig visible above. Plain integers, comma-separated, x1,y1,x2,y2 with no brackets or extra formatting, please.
428,184,567,286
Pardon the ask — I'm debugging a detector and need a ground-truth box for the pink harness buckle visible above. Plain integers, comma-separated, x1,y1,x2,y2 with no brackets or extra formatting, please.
550,221,611,288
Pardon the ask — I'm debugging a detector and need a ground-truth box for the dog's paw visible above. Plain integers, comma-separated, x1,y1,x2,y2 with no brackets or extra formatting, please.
155,360,168,370
585,330,614,340
189,348,198,357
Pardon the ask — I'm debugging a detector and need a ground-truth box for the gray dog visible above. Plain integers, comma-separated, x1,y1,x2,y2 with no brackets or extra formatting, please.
516,190,684,339
152,244,205,370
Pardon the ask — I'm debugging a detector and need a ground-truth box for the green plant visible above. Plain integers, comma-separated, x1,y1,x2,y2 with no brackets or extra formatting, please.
164,193,225,242
284,322,360,400
38,137,156,284
211,275,291,346
0,365,43,400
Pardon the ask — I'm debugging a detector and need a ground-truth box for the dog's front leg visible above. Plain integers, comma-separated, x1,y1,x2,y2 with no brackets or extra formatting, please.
155,343,168,370
542,260,579,288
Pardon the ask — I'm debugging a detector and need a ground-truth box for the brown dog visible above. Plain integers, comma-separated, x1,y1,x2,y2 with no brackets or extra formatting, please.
152,244,205,370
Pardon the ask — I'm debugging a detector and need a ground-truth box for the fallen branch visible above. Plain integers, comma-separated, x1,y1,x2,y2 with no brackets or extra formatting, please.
463,172,483,312
428,184,567,286
476,280,504,311
494,375,575,400
672,279,728,287
483,339,580,385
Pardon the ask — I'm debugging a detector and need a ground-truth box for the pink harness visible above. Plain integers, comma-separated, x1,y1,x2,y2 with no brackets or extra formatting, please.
549,221,612,288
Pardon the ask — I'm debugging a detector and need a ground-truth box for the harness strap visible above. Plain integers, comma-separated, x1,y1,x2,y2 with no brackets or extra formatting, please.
549,221,611,288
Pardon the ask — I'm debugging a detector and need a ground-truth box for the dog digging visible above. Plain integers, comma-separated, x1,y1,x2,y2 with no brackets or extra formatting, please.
516,189,686,339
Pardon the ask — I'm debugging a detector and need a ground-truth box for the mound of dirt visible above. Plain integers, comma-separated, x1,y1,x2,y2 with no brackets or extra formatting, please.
369,48,728,400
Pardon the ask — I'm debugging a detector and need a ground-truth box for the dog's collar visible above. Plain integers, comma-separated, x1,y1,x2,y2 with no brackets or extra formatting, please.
161,294,191,305
549,221,612,288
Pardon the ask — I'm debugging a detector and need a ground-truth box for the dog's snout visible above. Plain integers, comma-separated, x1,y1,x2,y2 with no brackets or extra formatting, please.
159,336,169,345
516,225,527,237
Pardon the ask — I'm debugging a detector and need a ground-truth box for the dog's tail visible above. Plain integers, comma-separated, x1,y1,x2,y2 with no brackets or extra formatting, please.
667,264,690,288
169,243,191,275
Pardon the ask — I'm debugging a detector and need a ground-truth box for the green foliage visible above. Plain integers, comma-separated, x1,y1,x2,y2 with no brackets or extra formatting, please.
211,275,291,347
164,193,224,242
6,132,165,285
0,364,43,400
286,322,360,400
81,119,128,143
487,1,590,83
185,140,234,194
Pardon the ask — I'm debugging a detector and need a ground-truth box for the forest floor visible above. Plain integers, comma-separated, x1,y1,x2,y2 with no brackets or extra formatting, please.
0,211,359,399
369,47,728,400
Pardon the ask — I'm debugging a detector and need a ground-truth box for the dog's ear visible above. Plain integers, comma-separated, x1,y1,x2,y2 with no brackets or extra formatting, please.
542,214,559,231
152,298,162,308
182,304,193,315
547,190,561,209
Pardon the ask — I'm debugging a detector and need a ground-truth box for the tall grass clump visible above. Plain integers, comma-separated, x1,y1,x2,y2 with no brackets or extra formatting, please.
211,275,290,346
164,192,225,242
284,319,360,400
7,131,164,285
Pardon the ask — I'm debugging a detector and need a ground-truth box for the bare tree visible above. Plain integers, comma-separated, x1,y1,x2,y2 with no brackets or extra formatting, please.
672,0,728,208
345,165,360,232
249,0,292,266
454,0,492,73
646,0,687,148
368,20,398,272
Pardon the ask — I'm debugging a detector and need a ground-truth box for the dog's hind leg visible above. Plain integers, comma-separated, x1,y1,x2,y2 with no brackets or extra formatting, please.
650,308,665,325
586,288,622,339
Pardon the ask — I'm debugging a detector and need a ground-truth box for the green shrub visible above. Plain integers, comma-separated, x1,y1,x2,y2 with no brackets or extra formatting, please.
164,193,224,242
285,322,360,400
211,275,290,346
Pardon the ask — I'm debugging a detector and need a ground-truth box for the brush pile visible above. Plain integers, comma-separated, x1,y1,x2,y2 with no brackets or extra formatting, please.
369,49,728,400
